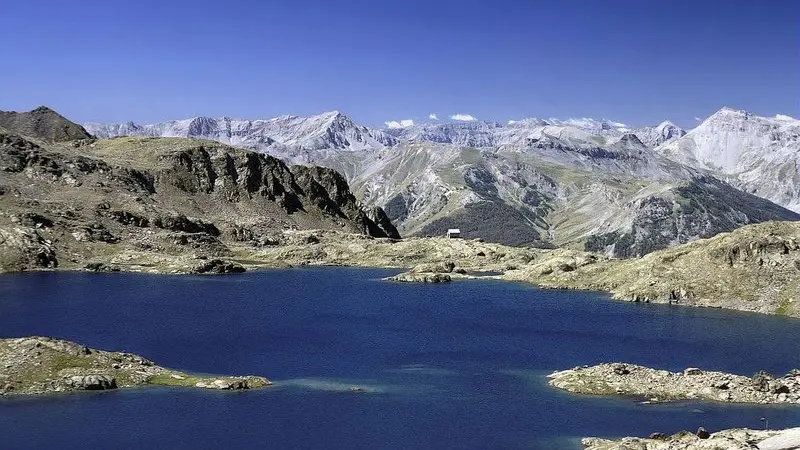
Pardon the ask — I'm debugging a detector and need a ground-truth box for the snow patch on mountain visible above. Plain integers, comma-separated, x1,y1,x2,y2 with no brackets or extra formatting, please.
656,107,800,212
85,111,398,165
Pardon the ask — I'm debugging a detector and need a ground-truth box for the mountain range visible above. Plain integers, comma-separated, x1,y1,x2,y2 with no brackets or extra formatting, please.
80,107,800,256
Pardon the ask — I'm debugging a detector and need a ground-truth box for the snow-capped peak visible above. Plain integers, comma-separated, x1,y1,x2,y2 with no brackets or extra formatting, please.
84,110,398,159
654,108,800,212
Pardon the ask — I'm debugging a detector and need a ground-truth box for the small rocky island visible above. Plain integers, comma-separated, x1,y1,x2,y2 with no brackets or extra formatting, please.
0,337,270,396
582,427,800,450
548,363,800,404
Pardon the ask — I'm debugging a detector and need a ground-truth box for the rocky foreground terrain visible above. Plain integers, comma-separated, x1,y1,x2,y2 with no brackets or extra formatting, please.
548,363,800,405
0,107,397,275
582,427,800,450
0,337,269,396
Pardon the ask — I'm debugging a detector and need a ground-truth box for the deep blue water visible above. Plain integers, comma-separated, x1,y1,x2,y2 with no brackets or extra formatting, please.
0,268,799,449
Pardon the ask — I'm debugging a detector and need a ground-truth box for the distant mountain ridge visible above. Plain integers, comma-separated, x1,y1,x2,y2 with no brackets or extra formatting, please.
84,107,800,256
656,107,800,212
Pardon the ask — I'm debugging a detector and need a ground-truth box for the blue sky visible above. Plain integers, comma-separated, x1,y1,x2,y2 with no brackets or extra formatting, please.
2,0,798,127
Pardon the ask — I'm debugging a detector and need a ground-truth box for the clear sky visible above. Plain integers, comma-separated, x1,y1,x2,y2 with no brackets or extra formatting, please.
2,0,798,127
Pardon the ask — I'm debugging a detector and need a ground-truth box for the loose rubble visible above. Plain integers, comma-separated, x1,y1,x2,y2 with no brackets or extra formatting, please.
582,427,800,450
548,363,800,404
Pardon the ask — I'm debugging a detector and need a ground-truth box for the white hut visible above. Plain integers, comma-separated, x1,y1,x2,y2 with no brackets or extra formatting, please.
446,228,461,238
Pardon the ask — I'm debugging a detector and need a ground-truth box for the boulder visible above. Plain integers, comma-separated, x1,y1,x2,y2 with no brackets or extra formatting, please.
758,427,800,450
612,364,631,375
684,367,703,376
753,371,775,392
192,259,246,274
696,427,710,439
67,375,117,390
194,378,251,390
387,272,452,283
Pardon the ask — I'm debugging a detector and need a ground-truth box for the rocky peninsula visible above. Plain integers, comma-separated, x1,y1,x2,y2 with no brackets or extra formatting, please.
548,363,800,405
0,336,270,396
582,427,800,450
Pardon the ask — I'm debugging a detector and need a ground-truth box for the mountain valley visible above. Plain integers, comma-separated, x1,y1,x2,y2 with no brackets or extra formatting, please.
86,108,800,256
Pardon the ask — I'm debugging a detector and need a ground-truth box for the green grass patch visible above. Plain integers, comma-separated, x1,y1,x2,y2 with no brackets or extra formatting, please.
146,372,204,387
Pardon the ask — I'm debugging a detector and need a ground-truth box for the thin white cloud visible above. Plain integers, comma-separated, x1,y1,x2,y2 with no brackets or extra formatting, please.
694,116,702,122
775,114,795,121
606,121,628,128
450,114,477,121
561,118,596,128
507,120,517,125
385,119,415,129
429,113,438,120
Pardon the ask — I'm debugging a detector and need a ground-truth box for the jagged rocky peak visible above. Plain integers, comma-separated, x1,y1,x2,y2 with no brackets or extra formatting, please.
631,120,686,148
655,120,686,139
616,133,646,147
186,116,220,136
0,106,94,142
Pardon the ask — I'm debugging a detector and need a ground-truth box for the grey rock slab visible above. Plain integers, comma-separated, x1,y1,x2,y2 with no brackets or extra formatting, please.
758,428,800,450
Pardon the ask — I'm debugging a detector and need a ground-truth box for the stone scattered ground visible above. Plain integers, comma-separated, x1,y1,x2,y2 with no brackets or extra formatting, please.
0,337,270,396
548,363,800,405
582,427,800,450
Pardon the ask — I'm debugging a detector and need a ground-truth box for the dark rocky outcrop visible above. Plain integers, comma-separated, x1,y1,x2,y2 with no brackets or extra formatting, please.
366,206,401,239
192,259,246,274
0,226,58,271
153,215,220,236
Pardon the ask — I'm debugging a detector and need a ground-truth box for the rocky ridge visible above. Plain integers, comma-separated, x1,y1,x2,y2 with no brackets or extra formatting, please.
0,336,270,396
0,117,398,274
0,106,94,142
548,363,800,405
582,427,800,450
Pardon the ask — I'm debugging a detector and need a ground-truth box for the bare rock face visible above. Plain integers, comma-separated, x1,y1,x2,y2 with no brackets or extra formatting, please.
366,206,401,239
66,375,117,390
758,428,800,450
0,226,58,271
